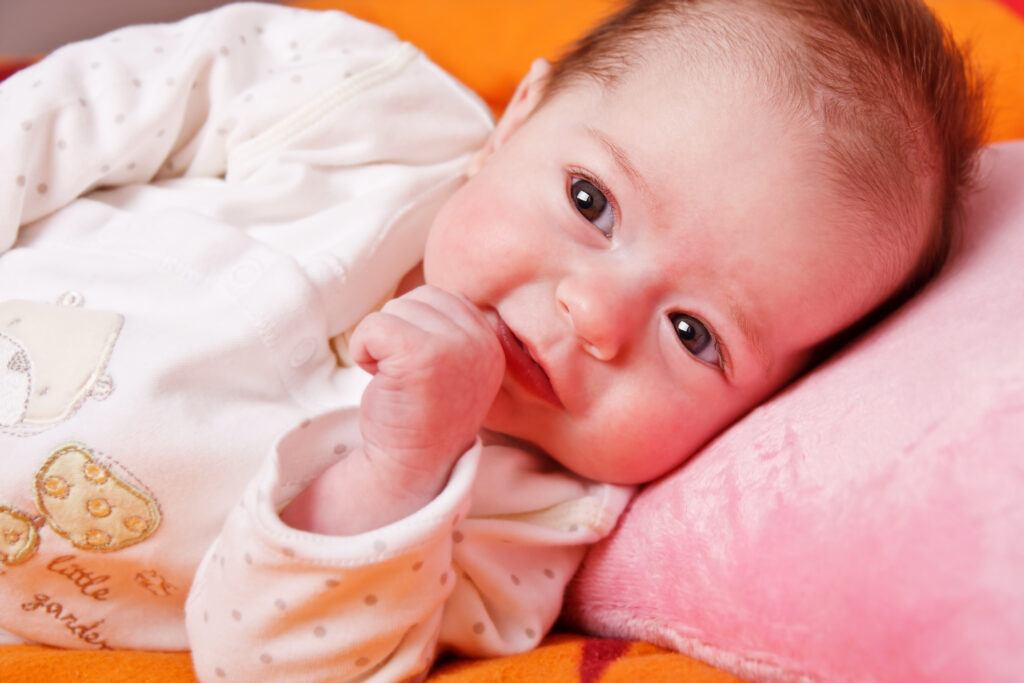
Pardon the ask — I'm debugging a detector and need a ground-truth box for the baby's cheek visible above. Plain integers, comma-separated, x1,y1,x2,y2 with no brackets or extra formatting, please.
618,428,694,484
423,195,484,287
600,394,711,484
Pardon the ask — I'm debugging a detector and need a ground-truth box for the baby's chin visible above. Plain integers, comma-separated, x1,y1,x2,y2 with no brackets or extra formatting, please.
479,425,630,484
559,438,696,486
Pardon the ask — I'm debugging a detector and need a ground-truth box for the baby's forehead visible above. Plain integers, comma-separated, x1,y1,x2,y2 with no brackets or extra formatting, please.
572,37,790,122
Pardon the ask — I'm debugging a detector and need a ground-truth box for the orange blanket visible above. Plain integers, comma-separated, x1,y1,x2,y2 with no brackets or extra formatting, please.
1,634,742,682
294,0,1024,141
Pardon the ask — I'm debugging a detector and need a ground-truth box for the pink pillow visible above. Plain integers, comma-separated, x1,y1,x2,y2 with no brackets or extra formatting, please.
563,141,1024,682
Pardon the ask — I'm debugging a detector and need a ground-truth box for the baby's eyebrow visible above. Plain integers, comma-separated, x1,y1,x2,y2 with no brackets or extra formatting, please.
583,125,654,202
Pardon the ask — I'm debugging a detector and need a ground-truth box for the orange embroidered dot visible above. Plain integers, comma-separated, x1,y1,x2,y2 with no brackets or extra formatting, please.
86,498,112,518
123,516,149,534
82,462,109,484
85,529,111,547
42,476,70,499
4,530,22,544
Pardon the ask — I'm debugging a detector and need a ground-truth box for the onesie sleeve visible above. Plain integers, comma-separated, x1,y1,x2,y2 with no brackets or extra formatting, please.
185,409,634,682
0,2,415,253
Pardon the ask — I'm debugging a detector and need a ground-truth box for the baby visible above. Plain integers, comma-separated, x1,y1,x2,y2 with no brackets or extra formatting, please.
0,0,981,681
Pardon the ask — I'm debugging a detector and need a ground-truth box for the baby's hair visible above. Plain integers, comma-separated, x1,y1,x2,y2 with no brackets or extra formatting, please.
545,0,985,354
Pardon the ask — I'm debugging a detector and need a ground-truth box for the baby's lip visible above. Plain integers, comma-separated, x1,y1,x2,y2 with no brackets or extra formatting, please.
492,313,563,408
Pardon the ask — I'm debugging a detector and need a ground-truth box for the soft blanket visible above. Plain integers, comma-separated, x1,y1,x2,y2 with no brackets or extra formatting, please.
1,634,742,682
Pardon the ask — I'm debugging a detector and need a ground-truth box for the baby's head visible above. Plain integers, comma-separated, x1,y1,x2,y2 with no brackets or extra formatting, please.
423,0,984,484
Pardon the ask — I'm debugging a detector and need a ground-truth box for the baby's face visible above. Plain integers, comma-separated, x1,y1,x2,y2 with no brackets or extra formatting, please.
424,59,920,484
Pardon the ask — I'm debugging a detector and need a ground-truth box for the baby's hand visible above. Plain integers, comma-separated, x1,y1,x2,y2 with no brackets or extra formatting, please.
348,285,504,502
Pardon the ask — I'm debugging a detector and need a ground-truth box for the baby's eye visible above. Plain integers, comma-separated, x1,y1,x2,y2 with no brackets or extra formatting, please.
669,313,721,366
569,176,614,237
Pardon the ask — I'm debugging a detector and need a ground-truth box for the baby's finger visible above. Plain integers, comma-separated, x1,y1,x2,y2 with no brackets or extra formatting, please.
376,296,471,339
388,285,494,337
348,311,422,374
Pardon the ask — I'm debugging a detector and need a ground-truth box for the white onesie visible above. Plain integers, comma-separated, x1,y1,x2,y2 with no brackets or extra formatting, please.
0,4,633,681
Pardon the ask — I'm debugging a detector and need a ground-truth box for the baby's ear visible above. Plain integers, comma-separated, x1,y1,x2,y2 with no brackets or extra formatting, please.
468,58,552,175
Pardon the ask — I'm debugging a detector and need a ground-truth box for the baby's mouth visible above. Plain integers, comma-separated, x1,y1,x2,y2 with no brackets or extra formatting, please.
494,315,563,408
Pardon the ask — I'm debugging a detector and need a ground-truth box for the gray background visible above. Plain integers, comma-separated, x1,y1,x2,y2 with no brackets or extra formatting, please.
1,1,279,54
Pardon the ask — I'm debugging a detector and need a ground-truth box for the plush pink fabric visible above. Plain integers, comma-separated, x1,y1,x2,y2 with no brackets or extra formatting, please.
563,141,1024,683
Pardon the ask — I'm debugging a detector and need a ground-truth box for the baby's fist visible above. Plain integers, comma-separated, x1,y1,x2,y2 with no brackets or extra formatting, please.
348,286,504,499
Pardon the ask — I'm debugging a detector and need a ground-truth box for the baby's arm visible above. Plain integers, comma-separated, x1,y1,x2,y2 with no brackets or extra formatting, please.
186,405,634,682
185,287,632,681
280,285,504,533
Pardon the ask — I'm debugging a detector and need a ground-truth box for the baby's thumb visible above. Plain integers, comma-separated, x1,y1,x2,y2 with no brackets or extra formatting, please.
347,322,380,375
347,311,410,375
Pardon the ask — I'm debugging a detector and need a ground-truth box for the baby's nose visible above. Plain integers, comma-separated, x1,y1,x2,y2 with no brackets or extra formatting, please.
556,271,643,361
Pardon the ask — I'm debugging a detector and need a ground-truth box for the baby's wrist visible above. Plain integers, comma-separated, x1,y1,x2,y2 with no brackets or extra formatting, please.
361,440,463,505
280,444,460,535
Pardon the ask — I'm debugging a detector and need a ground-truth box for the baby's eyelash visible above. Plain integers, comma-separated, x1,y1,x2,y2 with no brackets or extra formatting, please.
704,319,733,376
566,167,619,227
